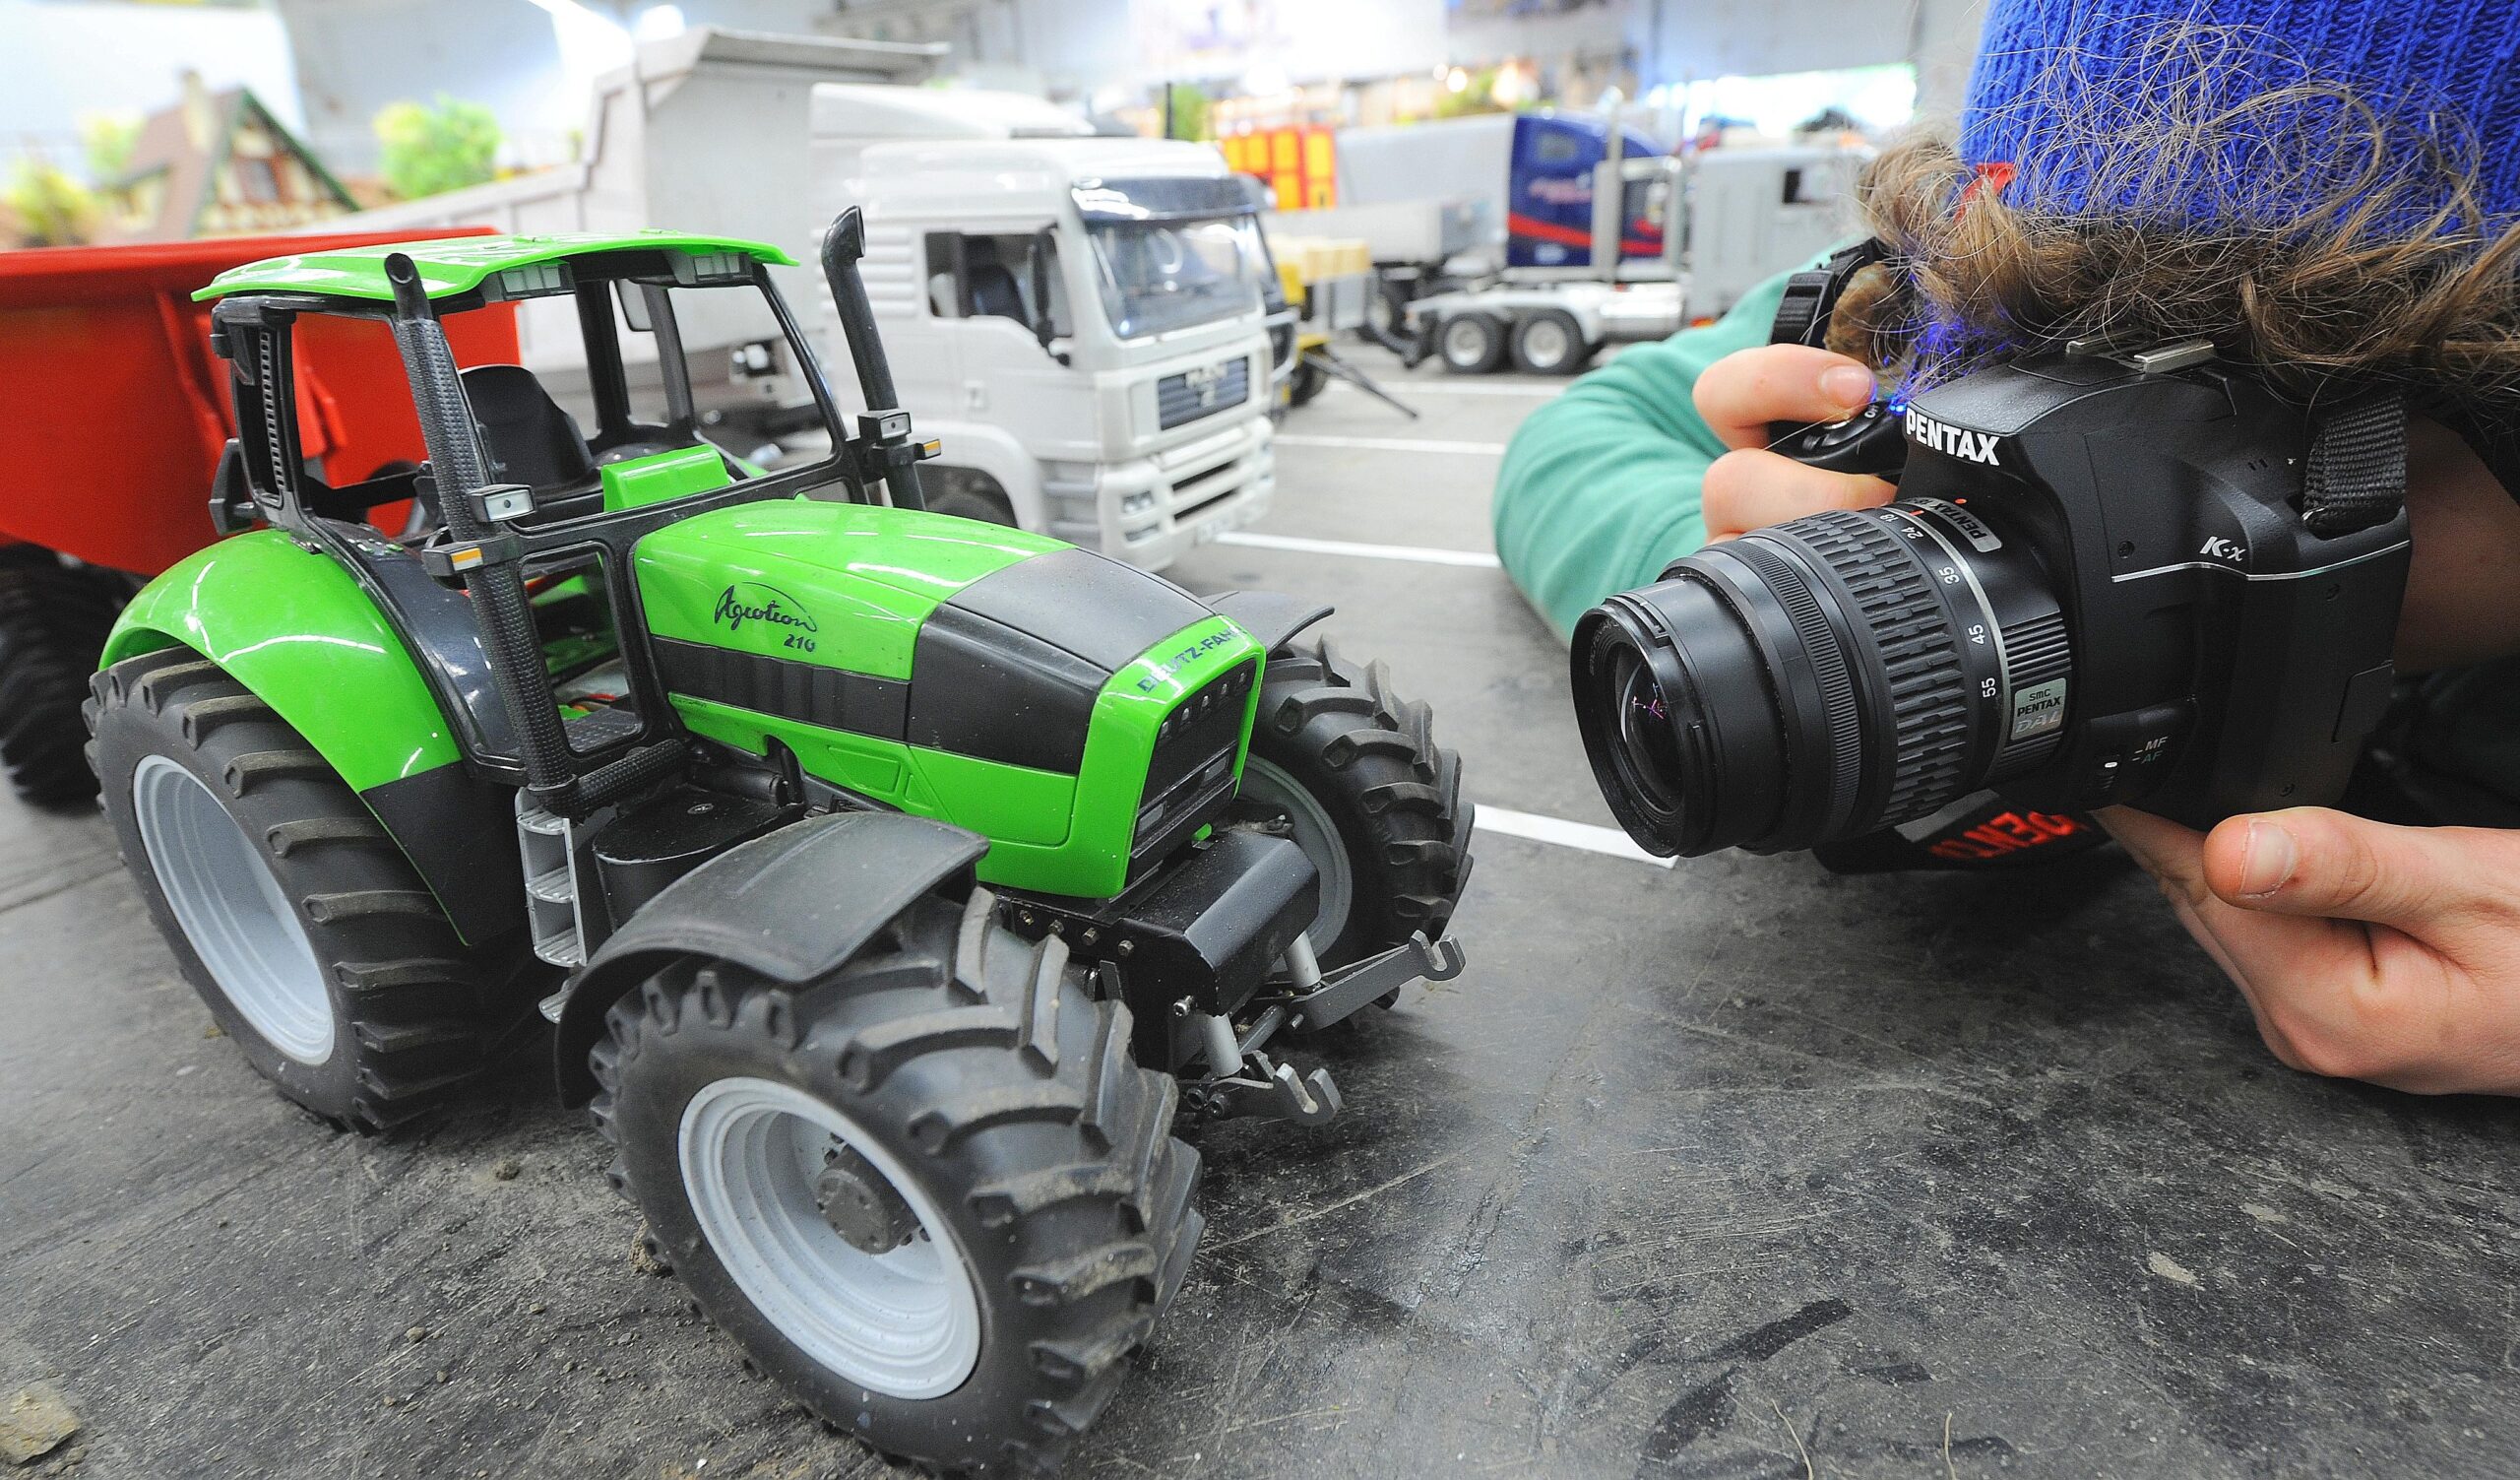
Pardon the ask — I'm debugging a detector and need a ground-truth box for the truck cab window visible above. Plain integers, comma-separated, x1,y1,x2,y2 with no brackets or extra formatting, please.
922,231,1069,338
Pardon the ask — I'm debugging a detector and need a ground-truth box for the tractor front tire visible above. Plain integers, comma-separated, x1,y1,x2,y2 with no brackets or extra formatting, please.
592,887,1202,1478
1239,636,1473,971
0,547,128,806
88,647,488,1131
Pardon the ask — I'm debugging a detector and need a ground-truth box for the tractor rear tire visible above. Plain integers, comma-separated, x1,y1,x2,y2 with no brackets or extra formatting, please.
88,646,489,1131
1238,636,1473,971
591,887,1203,1479
0,547,128,806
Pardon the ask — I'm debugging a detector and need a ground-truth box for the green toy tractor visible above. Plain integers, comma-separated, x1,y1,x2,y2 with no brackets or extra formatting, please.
83,216,1470,1474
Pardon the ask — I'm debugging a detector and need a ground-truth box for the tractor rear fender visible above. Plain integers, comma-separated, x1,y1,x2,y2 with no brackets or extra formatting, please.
99,529,526,947
552,810,990,1104
1205,590,1333,655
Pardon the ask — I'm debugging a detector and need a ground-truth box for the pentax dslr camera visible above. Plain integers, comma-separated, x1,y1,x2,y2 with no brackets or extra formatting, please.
1571,244,2416,860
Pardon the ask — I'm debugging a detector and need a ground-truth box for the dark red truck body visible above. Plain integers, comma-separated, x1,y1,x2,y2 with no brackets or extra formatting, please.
0,228,518,574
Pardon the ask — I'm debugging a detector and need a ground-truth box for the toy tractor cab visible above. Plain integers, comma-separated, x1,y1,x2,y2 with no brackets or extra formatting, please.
86,218,1469,1476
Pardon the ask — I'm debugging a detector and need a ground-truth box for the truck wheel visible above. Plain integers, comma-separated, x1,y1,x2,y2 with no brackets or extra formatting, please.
1360,275,1418,355
591,887,1203,1478
1510,309,1594,375
924,468,1019,528
87,647,487,1131
1236,637,1473,970
1437,313,1506,374
0,547,128,806
1289,355,1331,408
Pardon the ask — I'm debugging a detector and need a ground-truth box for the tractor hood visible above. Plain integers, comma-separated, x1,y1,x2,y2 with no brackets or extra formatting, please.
632,500,1266,897
631,500,1225,720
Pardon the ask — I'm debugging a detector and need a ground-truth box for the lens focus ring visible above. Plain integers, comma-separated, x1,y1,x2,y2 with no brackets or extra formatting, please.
1726,538,1862,837
1786,511,1975,825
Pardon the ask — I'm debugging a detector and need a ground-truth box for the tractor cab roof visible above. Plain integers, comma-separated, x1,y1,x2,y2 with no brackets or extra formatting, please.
192,230,796,306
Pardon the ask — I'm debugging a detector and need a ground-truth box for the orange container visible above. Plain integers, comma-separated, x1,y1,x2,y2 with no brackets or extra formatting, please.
0,229,518,574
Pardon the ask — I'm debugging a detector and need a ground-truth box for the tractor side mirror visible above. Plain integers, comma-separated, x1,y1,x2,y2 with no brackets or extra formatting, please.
209,440,255,535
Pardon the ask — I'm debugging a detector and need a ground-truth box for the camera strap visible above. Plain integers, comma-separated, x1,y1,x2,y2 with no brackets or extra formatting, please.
1811,791,2111,874
2300,391,2407,536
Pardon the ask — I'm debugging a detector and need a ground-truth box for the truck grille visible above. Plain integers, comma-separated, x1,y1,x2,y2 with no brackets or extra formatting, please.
1156,356,1251,430
1131,659,1257,869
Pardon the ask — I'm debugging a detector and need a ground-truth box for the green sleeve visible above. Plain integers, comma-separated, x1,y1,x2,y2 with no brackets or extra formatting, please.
1490,269,1796,640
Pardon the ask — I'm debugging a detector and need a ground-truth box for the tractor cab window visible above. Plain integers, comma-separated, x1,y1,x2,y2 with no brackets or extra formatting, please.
923,231,1070,340
456,266,829,485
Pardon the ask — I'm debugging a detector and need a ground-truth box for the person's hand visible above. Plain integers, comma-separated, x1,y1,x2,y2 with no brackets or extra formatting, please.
1692,344,1895,540
2101,804,2520,1094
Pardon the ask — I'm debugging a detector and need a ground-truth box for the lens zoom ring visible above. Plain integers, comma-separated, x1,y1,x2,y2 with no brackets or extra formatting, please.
1793,511,1975,823
1730,539,1860,830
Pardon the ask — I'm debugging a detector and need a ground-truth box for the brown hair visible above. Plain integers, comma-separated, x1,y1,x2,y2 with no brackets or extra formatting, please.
1836,23,2520,421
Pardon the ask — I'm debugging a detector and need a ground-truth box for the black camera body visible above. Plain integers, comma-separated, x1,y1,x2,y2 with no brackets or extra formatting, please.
1571,343,2414,858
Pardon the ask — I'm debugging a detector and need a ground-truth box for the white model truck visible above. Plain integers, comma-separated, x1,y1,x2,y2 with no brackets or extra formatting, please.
306,33,1272,572
303,28,939,435
1280,112,1862,374
812,86,1277,569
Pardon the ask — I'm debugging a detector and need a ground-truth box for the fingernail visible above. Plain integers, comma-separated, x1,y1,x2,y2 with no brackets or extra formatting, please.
2237,819,2299,897
1819,364,1875,408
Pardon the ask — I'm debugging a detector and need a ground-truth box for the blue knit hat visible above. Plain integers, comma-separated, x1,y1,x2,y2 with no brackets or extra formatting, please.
1959,0,2520,225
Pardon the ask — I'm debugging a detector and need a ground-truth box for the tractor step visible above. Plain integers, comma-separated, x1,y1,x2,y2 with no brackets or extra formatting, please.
516,798,586,968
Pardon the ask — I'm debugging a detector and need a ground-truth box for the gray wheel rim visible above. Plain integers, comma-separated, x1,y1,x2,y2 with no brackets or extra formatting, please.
1238,755,1354,954
1520,318,1572,370
1442,318,1491,368
679,1076,981,1399
131,753,334,1064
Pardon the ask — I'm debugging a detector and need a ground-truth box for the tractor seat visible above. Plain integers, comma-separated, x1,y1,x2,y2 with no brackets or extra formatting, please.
461,364,603,520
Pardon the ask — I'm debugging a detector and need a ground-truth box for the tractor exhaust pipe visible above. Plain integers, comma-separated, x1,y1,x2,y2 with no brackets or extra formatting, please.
819,208,928,511
383,252,577,801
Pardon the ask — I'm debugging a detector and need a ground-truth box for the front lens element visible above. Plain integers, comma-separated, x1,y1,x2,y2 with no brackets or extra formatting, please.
1572,503,2069,857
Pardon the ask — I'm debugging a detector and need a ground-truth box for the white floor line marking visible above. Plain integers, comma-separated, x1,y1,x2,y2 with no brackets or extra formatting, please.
1273,432,1509,455
1213,531,1503,568
1337,379,1562,398
1473,805,1675,869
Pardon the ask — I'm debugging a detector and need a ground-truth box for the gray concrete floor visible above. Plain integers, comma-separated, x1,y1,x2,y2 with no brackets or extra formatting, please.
5,347,2518,1480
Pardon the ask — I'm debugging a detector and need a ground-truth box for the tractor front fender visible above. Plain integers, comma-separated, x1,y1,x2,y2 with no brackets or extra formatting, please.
552,810,990,1103
100,530,526,948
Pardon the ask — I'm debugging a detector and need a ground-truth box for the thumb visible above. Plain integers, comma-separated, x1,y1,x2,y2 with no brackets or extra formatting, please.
2200,806,2510,929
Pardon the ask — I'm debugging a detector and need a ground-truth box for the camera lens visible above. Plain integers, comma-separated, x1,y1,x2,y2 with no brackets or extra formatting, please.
1571,500,2071,857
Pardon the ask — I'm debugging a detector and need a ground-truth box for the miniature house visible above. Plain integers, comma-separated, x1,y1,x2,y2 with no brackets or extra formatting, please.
102,73,356,241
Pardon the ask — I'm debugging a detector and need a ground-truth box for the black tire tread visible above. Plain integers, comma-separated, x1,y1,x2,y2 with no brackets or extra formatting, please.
0,547,127,805
591,885,1203,1478
1248,635,1473,965
89,648,485,1131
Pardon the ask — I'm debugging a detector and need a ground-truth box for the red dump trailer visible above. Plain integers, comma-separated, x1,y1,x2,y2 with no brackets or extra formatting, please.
0,229,517,804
